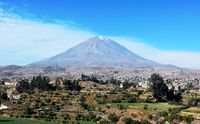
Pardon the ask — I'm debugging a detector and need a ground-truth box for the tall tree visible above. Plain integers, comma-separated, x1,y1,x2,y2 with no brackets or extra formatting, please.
30,76,52,91
149,73,169,102
16,79,30,93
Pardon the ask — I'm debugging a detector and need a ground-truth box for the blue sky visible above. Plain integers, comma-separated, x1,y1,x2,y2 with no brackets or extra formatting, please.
2,0,200,51
0,0,200,68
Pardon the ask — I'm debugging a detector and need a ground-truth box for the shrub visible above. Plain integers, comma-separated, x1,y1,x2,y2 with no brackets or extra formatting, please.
143,105,148,110
157,111,168,117
99,120,111,124
24,106,33,115
128,96,137,103
122,117,135,124
122,117,149,124
117,104,128,110
188,98,200,106
185,115,194,123
0,91,8,100
112,98,122,103
148,114,153,120
108,113,119,122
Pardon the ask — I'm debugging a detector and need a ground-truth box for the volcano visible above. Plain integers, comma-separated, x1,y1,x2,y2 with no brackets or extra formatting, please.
30,36,163,68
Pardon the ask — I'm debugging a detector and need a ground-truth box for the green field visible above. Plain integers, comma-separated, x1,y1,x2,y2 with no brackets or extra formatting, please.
0,117,53,124
0,117,95,124
181,107,200,114
111,103,183,111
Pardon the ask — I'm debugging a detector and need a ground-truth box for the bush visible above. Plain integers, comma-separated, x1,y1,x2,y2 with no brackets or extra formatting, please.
122,118,150,124
88,112,97,121
0,91,8,100
140,120,150,124
122,117,134,124
108,113,119,122
128,96,137,103
99,120,111,124
80,102,90,110
157,111,168,117
148,114,153,120
188,98,200,106
112,98,122,103
143,105,148,110
117,104,128,110
80,95,86,102
185,115,194,123
96,100,106,105
24,106,33,115
167,107,188,123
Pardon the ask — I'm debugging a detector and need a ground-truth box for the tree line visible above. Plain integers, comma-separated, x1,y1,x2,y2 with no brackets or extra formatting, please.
16,75,82,93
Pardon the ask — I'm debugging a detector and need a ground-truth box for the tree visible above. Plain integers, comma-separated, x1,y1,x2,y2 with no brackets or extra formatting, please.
167,86,182,102
88,112,97,121
117,104,128,110
122,117,134,124
90,75,99,83
188,98,200,106
108,113,119,122
143,105,148,110
185,115,194,123
63,79,71,90
80,102,90,110
80,95,86,102
0,91,8,100
30,75,52,91
128,94,138,103
63,79,81,91
107,77,121,87
150,74,182,102
55,77,62,90
122,80,130,89
167,87,175,101
24,106,33,117
149,74,169,102
122,117,149,124
81,74,90,81
174,92,182,102
112,97,122,103
16,79,30,93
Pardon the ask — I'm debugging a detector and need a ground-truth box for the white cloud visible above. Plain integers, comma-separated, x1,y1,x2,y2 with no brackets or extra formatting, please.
113,37,200,69
0,12,200,69
0,15,94,65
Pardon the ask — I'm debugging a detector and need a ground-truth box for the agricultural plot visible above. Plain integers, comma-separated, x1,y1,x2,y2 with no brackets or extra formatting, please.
181,107,200,119
111,103,183,111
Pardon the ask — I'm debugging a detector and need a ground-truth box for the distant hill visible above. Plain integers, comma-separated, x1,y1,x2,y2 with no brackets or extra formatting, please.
30,36,164,68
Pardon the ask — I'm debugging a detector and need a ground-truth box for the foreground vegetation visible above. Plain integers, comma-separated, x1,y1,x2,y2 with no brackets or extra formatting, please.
0,73,199,124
